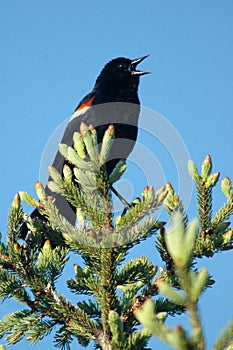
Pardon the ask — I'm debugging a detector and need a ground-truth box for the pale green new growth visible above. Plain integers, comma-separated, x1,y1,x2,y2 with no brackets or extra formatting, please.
165,211,197,268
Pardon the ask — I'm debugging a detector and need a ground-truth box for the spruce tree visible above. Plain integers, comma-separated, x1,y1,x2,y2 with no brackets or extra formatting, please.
0,124,232,349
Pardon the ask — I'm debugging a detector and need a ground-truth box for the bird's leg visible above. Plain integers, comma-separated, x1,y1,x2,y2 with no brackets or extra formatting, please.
111,186,131,211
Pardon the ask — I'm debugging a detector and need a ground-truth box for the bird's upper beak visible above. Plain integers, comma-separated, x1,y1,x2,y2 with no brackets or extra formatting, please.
131,55,150,76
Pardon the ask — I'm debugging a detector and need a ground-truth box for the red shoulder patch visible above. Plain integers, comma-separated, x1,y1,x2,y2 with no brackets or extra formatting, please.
75,96,95,112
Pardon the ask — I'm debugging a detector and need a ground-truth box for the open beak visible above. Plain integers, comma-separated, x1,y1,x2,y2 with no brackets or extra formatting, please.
131,55,150,76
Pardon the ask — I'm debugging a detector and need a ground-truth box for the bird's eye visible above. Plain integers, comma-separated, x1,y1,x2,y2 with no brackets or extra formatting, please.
117,63,124,69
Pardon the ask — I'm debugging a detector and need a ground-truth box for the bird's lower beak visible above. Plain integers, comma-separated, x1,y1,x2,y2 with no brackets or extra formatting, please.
131,55,150,75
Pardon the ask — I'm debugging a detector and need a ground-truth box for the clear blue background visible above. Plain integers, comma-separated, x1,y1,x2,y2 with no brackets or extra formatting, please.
0,1,232,349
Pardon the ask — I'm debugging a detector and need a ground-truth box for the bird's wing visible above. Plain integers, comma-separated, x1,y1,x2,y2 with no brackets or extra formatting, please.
44,94,96,225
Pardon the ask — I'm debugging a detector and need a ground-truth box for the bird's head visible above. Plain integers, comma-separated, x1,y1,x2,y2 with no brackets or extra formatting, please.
94,55,149,92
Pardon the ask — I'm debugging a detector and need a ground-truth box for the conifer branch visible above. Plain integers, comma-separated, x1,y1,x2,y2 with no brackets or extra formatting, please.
135,212,207,350
213,319,233,350
187,155,233,257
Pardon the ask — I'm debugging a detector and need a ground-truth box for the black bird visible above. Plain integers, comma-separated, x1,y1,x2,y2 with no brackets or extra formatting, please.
26,56,149,229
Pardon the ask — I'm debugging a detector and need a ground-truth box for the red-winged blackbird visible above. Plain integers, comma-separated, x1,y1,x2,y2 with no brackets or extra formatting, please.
24,56,149,230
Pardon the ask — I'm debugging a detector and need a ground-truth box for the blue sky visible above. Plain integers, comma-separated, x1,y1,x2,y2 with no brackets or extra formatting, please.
0,1,233,349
